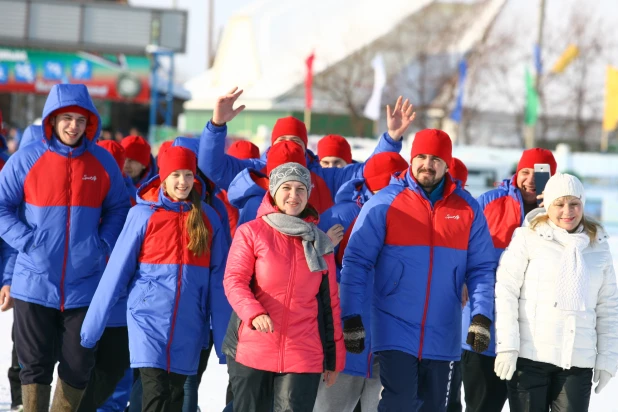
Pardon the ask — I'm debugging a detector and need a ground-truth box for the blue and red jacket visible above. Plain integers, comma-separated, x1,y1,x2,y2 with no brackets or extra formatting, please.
340,169,497,361
18,125,44,149
319,177,376,378
198,122,402,202
0,84,131,310
172,136,232,244
0,134,9,171
81,175,231,374
461,176,524,356
226,168,269,228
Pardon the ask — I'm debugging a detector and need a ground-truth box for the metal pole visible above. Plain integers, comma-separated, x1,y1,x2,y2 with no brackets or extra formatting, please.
149,53,159,144
207,0,214,68
165,51,174,126
526,0,546,149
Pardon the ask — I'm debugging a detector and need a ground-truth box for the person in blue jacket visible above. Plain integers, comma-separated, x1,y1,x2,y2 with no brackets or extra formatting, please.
314,152,409,412
339,129,497,412
121,135,157,205
81,146,231,412
198,87,416,210
0,83,131,410
125,136,232,412
16,124,44,149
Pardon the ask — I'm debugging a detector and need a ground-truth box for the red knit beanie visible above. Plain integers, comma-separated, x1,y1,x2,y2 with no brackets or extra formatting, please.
97,140,126,171
450,157,468,186
156,140,174,168
410,129,452,166
158,146,197,182
271,116,308,147
363,152,409,192
266,140,306,175
228,140,260,160
318,134,352,164
121,135,151,168
516,148,557,175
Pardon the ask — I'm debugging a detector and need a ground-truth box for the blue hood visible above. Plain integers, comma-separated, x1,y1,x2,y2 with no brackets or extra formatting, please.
173,136,199,156
227,168,268,209
19,125,44,148
334,177,373,206
41,84,101,141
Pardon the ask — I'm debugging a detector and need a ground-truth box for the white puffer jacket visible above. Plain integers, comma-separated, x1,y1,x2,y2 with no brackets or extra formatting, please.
495,211,618,375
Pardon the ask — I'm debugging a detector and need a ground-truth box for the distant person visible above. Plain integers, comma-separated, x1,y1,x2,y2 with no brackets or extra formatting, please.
494,173,618,411
318,134,353,168
121,135,157,204
227,140,260,160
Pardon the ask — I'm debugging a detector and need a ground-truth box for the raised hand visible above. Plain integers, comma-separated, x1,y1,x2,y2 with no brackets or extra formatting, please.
212,87,246,125
387,96,416,141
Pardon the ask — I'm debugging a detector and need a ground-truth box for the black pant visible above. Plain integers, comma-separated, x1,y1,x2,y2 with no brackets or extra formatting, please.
461,350,507,412
14,299,96,389
9,322,22,408
507,357,593,412
140,367,187,412
77,326,131,412
228,356,321,412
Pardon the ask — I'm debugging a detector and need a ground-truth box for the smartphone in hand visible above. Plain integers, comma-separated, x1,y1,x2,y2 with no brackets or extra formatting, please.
534,163,551,206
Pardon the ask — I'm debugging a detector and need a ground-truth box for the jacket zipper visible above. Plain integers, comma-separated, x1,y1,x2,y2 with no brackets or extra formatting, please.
167,205,185,372
418,200,437,360
278,241,297,372
60,152,73,312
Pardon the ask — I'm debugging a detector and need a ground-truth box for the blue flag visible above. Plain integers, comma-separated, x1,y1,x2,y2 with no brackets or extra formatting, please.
450,58,467,123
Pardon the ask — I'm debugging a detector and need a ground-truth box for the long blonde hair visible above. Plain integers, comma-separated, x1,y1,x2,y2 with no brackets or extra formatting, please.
186,188,210,256
529,213,601,244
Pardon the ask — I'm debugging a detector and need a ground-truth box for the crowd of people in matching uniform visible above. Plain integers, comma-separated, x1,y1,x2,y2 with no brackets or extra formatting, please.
0,83,616,412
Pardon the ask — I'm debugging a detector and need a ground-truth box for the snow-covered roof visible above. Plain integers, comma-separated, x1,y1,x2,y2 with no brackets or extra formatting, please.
184,0,435,110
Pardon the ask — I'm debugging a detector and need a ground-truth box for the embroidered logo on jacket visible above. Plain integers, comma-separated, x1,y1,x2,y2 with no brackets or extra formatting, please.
82,175,97,181
445,214,460,220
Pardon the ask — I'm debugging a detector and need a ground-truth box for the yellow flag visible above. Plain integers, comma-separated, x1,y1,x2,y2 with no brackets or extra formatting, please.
603,66,618,131
551,45,579,74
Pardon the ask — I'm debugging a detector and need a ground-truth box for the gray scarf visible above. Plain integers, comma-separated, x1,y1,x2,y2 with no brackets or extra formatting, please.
262,213,334,272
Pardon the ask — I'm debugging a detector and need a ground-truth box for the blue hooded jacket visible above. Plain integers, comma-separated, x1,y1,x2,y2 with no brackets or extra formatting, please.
18,125,44,149
0,84,131,310
340,169,497,361
81,175,231,374
226,168,269,228
319,177,376,377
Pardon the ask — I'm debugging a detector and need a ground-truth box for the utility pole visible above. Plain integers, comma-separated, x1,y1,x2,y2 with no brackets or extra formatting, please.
207,0,214,69
524,0,546,149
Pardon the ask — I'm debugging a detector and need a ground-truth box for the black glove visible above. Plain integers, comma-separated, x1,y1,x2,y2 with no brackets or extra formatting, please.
466,314,492,353
343,316,365,354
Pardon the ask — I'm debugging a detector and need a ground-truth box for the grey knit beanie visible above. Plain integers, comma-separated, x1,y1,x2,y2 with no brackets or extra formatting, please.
269,162,312,198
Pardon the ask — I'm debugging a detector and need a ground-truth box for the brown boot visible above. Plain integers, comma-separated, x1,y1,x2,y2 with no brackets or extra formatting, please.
50,380,85,412
22,384,51,412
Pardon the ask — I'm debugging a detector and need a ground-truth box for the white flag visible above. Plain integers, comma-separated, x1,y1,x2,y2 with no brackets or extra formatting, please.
363,54,387,121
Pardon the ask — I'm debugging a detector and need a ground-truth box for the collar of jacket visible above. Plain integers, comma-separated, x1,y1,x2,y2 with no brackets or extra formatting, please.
46,133,88,157
136,174,206,212
527,209,609,244
399,167,456,205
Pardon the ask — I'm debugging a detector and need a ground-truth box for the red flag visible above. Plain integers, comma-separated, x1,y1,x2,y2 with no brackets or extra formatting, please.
305,52,315,110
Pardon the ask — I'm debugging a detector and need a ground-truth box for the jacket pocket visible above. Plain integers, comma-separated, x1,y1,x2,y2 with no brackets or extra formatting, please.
25,228,49,270
129,281,157,311
376,261,404,297
453,267,462,303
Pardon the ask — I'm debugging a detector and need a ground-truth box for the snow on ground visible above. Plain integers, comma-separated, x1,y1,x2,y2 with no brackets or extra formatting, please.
0,229,617,411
